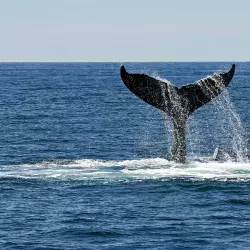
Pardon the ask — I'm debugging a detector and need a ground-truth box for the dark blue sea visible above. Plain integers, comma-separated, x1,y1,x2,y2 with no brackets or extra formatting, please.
0,62,249,250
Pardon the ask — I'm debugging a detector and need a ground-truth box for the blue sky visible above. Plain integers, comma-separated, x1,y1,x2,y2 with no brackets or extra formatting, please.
0,0,249,61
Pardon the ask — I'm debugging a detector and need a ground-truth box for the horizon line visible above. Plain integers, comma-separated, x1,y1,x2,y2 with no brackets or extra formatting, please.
0,60,248,63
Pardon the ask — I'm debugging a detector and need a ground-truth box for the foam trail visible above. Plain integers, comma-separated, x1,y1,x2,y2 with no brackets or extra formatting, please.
1,158,250,182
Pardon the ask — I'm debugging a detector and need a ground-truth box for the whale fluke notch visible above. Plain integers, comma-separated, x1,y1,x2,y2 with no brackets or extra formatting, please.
120,64,236,163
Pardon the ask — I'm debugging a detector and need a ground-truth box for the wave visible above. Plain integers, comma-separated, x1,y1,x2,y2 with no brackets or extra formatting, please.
1,158,250,183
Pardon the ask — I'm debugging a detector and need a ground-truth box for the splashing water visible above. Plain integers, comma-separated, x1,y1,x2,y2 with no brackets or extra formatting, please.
187,89,248,162
212,90,248,162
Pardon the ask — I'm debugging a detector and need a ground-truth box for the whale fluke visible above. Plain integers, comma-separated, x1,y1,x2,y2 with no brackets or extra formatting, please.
120,64,235,163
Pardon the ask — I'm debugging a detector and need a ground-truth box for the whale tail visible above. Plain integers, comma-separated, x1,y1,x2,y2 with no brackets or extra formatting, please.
120,64,235,163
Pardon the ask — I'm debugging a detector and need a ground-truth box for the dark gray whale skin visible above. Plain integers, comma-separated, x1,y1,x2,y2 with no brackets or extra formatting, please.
120,64,235,163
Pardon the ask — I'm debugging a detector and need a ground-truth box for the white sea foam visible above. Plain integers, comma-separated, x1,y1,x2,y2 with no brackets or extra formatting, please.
1,158,250,182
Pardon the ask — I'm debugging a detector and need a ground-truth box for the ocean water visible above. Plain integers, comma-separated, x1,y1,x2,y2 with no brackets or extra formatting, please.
0,62,249,249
